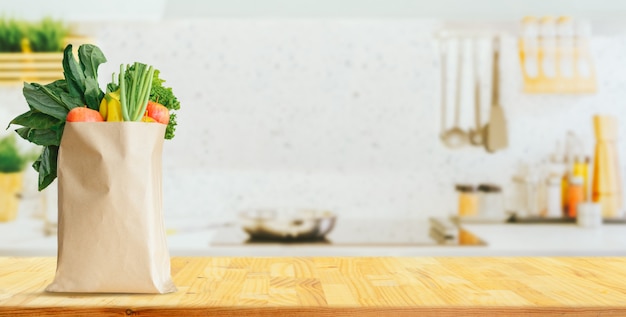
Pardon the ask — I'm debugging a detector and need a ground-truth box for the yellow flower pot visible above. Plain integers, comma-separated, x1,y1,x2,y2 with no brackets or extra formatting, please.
0,172,23,222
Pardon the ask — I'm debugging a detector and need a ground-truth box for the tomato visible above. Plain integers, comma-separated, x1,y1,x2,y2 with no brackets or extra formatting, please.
66,107,104,122
146,101,169,125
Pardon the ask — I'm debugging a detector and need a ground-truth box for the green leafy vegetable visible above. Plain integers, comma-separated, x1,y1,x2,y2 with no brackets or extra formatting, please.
23,83,71,119
62,45,86,99
119,62,154,122
105,67,181,139
8,44,107,191
8,111,58,130
78,44,106,79
78,45,107,110
32,146,58,190
149,69,180,139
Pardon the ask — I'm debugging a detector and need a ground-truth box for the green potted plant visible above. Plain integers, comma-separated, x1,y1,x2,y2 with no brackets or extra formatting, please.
0,17,26,52
0,134,38,221
25,17,70,52
0,17,86,85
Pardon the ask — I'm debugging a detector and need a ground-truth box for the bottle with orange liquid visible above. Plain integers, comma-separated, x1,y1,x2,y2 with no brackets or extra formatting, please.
567,176,584,218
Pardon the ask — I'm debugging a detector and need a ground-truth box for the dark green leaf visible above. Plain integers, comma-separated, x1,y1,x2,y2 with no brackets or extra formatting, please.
84,77,103,110
32,155,40,172
45,79,68,93
51,123,65,143
34,146,58,191
23,83,69,120
15,127,31,140
62,44,86,98
59,92,83,110
23,128,60,146
14,125,62,147
78,44,107,79
44,80,82,110
8,110,59,130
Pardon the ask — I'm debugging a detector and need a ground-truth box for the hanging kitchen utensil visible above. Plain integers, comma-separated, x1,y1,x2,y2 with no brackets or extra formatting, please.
469,37,484,146
439,38,448,143
441,38,468,149
484,36,508,153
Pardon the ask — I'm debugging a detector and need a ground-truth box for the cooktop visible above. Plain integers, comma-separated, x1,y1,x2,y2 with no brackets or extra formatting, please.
210,218,486,247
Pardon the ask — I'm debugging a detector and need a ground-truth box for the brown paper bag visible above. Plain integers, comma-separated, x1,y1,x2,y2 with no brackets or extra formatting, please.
46,122,177,294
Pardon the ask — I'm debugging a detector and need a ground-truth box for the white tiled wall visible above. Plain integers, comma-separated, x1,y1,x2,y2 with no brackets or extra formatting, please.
2,19,626,222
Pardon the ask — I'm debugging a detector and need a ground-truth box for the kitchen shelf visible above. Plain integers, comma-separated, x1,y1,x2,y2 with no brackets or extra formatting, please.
0,36,94,86
506,214,626,224
0,53,64,85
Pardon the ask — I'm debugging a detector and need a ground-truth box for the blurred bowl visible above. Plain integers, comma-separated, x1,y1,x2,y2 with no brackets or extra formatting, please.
239,209,336,241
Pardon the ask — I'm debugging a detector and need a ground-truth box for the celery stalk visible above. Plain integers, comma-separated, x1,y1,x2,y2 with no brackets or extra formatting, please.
119,64,130,121
132,66,154,121
119,62,156,122
130,63,140,120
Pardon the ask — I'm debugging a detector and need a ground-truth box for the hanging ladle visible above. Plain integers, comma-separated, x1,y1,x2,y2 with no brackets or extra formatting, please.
441,37,468,149
469,37,485,146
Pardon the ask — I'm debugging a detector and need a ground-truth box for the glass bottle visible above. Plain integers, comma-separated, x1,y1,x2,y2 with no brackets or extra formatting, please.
568,176,584,218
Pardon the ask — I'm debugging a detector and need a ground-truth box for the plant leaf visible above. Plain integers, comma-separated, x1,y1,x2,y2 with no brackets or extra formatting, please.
59,92,83,110
45,79,68,93
84,77,103,110
45,79,69,94
78,45,106,110
8,110,59,130
44,80,82,110
62,44,86,99
15,127,31,140
15,127,60,146
33,145,58,191
23,83,69,120
78,44,107,79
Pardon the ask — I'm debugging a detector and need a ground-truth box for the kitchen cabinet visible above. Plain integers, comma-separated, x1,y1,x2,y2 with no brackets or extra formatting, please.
1,257,626,316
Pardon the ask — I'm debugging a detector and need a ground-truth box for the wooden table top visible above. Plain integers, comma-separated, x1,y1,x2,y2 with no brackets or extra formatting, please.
1,257,626,316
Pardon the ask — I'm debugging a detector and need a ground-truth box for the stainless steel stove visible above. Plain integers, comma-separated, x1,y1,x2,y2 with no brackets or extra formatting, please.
210,218,486,247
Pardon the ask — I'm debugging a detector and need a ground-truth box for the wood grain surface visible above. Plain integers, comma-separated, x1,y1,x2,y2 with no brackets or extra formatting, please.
1,257,626,316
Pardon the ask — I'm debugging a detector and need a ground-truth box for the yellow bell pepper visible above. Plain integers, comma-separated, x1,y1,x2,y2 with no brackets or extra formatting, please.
99,89,124,122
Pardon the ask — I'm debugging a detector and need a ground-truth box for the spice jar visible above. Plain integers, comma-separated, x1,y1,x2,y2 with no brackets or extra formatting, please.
477,184,504,218
456,184,478,217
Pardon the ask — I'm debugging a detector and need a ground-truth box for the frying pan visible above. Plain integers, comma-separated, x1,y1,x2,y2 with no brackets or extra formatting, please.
239,209,336,241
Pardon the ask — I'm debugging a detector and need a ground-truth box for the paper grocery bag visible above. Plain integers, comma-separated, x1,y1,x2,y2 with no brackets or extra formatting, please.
46,122,177,294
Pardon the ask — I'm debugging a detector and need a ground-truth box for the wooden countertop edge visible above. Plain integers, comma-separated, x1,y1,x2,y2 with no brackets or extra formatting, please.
2,306,626,317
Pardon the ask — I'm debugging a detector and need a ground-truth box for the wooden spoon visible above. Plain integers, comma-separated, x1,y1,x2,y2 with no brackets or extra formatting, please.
441,38,468,149
485,36,508,153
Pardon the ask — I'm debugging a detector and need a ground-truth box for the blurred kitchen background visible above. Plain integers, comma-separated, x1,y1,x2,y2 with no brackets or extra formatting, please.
3,0,626,254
